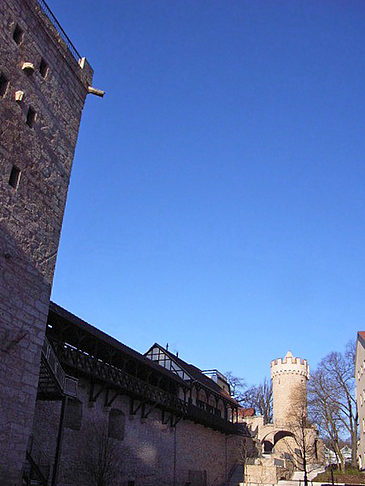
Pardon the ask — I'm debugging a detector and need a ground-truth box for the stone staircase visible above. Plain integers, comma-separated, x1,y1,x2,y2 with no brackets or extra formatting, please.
38,337,78,399
24,337,78,485
277,465,327,486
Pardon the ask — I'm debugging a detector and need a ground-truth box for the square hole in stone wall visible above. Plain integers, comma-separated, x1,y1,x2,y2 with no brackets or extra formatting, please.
9,166,21,190
39,58,48,78
0,74,8,97
13,24,23,45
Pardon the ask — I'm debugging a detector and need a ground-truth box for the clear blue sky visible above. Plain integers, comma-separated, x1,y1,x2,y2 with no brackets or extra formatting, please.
49,0,365,385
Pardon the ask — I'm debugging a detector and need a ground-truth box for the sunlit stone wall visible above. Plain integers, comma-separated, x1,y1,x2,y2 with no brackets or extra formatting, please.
32,377,243,486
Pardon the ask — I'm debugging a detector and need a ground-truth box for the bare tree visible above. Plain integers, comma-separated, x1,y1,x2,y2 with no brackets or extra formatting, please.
283,386,318,486
307,340,357,468
243,436,260,476
75,421,123,486
308,368,345,470
241,378,273,424
225,371,246,400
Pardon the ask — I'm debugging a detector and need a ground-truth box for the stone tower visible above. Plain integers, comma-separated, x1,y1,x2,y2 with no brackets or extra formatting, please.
0,0,93,484
271,351,309,427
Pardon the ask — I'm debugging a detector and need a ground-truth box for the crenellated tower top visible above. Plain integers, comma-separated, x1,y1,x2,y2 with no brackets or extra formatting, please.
271,351,309,380
271,351,309,426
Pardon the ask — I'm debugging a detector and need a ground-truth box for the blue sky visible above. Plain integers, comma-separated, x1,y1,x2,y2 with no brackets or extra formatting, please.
49,0,365,385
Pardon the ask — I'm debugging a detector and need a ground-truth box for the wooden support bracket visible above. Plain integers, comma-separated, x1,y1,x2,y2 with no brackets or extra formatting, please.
89,382,105,403
105,389,119,408
162,410,171,425
171,415,182,427
130,398,144,416
141,402,158,419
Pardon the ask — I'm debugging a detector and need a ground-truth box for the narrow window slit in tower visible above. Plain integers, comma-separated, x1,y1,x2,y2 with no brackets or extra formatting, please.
0,74,8,97
26,106,36,127
13,24,23,45
9,166,21,190
39,58,48,78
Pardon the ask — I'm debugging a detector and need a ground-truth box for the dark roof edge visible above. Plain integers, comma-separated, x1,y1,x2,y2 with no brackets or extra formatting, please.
358,332,365,350
48,302,185,385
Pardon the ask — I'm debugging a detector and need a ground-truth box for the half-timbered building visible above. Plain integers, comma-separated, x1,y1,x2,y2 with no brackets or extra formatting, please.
28,302,250,486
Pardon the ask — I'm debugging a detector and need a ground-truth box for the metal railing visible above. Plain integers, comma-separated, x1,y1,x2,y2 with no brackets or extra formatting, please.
37,0,81,61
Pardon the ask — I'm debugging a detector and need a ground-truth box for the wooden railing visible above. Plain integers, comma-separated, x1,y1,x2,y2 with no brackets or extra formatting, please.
52,341,245,435
40,337,78,399
187,403,245,435
52,341,188,415
42,337,66,390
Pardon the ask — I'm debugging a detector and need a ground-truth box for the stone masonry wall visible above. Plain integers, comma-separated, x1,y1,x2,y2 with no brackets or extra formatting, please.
271,353,309,427
32,377,242,486
0,1,92,484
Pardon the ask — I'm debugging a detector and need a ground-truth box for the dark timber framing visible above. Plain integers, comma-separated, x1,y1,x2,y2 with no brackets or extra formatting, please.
45,302,247,436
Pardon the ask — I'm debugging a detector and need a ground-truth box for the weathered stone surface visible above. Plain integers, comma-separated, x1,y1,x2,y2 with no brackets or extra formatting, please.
32,379,242,486
271,351,309,427
0,0,92,483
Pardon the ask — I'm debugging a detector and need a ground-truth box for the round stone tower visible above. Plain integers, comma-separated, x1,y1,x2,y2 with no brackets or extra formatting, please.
271,351,309,427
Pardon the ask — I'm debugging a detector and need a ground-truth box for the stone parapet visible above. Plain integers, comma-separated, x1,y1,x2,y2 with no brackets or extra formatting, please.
271,351,309,380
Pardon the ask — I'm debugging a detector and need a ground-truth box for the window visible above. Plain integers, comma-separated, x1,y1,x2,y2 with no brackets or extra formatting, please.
108,409,125,440
8,166,21,190
26,106,36,127
39,58,48,78
13,24,23,45
0,74,8,97
64,400,82,430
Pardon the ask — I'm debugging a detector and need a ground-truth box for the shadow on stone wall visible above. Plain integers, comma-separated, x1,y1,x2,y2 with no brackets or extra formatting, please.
0,221,51,486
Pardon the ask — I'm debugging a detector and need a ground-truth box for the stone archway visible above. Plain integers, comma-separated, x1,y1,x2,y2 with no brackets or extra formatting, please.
273,430,295,456
274,430,294,445
260,427,295,455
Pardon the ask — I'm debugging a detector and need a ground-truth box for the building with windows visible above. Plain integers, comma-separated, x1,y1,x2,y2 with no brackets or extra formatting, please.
0,3,251,485
0,3,326,486
30,302,249,486
355,331,365,469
